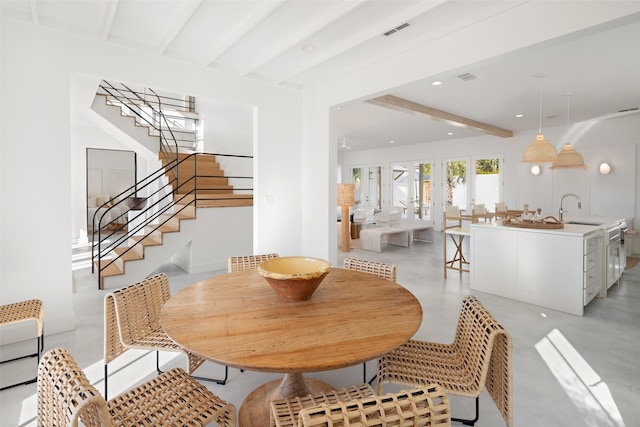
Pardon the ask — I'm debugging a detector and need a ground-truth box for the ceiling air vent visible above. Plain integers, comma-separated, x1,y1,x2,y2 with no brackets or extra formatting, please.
457,72,481,81
384,22,410,37
619,107,639,113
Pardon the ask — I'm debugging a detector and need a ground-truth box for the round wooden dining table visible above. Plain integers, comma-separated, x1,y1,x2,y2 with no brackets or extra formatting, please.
160,268,422,427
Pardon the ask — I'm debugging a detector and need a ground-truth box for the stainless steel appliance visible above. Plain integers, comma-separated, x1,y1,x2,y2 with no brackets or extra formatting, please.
620,218,628,270
605,219,627,289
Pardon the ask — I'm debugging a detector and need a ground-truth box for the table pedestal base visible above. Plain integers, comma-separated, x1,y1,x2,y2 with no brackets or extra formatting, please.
239,374,334,427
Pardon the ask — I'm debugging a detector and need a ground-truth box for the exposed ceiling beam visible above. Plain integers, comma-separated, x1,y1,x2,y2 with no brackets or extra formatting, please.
157,0,201,54
241,0,371,76
367,94,514,138
101,0,119,41
204,0,286,67
29,0,38,24
275,0,446,85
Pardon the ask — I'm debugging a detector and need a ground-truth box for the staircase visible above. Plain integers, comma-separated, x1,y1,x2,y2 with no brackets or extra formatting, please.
91,81,253,289
159,152,253,208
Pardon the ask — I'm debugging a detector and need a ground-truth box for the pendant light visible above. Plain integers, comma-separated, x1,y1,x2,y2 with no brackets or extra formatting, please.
521,75,558,163
550,93,587,169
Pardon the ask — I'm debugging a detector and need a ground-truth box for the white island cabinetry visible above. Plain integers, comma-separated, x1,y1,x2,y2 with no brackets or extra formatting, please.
470,222,603,316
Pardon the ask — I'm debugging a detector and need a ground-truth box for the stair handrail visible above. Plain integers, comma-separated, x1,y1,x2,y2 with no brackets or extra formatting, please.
92,152,252,288
146,86,180,185
91,81,253,289
93,81,182,287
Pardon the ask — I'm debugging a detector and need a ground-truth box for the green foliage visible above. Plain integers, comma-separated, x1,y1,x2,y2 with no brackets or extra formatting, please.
476,158,499,175
446,161,466,204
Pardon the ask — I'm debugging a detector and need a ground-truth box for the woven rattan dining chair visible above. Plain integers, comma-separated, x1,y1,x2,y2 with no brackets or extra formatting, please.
297,384,451,427
227,253,279,272
271,383,376,427
376,295,513,427
38,347,236,427
343,257,396,383
104,273,227,399
0,299,44,391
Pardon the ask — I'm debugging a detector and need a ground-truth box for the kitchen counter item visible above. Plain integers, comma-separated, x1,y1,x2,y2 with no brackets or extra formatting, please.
502,216,563,229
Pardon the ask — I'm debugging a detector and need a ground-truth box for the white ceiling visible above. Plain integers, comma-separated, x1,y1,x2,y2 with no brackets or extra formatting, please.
3,0,639,151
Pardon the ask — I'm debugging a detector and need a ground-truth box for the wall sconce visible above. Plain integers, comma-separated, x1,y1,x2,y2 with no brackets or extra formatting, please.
599,162,611,175
530,165,541,176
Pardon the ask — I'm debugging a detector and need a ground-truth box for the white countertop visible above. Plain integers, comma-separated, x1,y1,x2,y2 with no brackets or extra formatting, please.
471,215,623,237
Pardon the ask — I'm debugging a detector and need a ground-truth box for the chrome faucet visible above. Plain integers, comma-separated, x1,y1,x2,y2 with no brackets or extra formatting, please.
559,193,582,222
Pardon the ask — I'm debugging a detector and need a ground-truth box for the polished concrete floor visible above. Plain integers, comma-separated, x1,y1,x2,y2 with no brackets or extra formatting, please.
1,231,639,426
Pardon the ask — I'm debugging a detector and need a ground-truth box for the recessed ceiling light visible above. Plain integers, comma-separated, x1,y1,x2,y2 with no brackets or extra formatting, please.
336,106,342,110
432,80,442,86
389,140,395,144
448,132,454,136
515,114,524,118
300,44,315,52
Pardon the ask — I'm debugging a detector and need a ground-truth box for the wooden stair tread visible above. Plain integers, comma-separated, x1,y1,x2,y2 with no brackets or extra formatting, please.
112,247,143,261
160,211,195,221
176,193,252,199
152,223,180,233
129,235,162,246
94,260,123,278
196,199,253,208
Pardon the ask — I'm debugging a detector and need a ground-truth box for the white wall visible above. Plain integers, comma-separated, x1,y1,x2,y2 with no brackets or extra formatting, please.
171,207,253,274
1,17,303,338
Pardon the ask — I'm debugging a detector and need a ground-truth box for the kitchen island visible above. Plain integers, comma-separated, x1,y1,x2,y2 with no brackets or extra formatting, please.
470,218,622,316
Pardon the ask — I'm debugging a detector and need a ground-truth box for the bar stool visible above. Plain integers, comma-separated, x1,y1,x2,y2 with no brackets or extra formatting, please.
443,206,471,278
0,299,44,390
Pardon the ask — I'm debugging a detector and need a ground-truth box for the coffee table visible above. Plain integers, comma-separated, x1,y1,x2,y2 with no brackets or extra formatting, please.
160,268,422,427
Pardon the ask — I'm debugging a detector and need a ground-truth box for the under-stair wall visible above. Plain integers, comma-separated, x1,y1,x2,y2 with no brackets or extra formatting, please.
101,206,252,289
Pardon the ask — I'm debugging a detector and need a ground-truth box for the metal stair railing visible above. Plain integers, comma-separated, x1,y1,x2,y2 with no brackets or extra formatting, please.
98,80,198,150
91,152,253,289
91,81,253,289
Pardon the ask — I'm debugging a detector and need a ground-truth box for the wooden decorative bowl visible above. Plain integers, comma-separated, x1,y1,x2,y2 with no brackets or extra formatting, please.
258,256,331,302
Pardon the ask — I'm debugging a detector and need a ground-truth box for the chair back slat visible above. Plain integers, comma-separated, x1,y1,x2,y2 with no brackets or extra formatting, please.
104,293,127,364
103,272,206,399
228,253,279,272
343,258,396,282
486,330,513,426
451,297,508,389
376,295,513,427
110,273,171,346
41,347,236,427
38,348,113,427
298,384,451,427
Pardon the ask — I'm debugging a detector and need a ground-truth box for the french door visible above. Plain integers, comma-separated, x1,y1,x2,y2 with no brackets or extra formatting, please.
441,156,502,214
473,155,503,213
443,157,470,212
351,165,381,210
391,161,433,223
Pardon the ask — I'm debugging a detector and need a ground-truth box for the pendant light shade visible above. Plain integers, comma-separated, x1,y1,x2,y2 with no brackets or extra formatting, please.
550,93,586,169
550,143,587,169
522,133,558,163
521,74,558,163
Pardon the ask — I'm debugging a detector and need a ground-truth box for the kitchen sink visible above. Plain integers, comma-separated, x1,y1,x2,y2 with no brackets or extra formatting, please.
565,221,603,226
